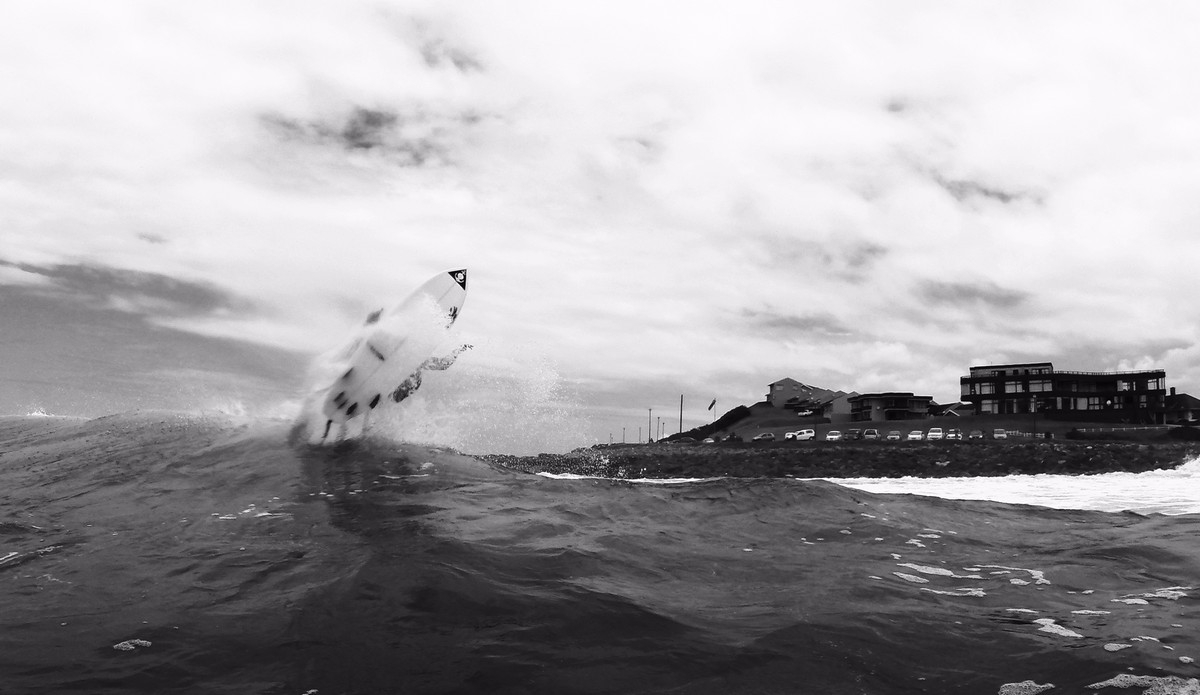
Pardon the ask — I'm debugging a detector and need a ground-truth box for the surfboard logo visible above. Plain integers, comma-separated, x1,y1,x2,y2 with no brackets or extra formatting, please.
450,269,467,290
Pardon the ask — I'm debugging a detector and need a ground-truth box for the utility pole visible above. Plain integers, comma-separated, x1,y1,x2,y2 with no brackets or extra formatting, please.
648,408,653,444
679,394,683,433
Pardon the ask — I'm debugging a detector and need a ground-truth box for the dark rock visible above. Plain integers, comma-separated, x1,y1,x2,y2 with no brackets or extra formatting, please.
485,440,1196,480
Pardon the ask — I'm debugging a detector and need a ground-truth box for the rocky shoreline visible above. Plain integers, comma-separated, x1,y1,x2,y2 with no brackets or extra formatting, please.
485,439,1198,479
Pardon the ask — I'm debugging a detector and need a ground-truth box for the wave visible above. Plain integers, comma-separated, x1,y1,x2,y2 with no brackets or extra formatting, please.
831,455,1200,515
2,413,1199,694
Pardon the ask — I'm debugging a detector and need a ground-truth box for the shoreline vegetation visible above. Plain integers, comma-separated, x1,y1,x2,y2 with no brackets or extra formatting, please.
487,438,1197,480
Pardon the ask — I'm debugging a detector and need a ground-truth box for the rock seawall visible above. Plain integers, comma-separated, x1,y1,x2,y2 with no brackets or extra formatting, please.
486,440,1197,479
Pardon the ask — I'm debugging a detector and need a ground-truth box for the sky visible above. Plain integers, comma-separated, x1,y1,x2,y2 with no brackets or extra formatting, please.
3,1,1200,452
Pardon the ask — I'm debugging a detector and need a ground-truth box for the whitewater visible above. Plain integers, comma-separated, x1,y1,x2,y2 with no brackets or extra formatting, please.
2,411,1198,694
830,457,1200,516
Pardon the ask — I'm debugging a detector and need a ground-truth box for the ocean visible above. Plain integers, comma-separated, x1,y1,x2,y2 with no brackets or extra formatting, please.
1,412,1198,694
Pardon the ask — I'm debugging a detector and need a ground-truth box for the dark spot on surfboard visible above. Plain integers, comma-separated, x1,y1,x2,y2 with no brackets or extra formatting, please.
365,308,382,325
334,392,346,406
346,403,358,417
369,394,381,409
343,368,354,380
368,344,386,361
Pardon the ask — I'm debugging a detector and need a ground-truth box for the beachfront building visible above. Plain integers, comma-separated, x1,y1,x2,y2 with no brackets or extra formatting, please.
1164,388,1200,424
959,362,1167,424
766,378,840,409
766,378,857,423
848,392,934,423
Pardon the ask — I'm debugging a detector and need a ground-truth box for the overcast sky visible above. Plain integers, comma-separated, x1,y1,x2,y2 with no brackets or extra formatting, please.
3,1,1200,451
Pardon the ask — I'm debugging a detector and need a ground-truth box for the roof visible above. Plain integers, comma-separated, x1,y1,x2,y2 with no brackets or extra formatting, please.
930,402,966,416
969,362,1054,370
849,392,933,400
1165,393,1200,411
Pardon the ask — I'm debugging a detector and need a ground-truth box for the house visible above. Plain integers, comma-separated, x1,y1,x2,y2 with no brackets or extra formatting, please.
766,378,856,422
959,362,1167,424
929,402,967,418
1164,388,1200,424
767,378,839,410
824,392,859,424
848,392,934,423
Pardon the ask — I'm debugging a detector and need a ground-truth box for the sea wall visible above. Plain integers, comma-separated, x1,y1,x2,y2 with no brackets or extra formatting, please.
485,440,1198,479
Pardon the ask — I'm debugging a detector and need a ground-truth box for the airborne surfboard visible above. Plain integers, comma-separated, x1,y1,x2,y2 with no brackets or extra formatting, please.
320,269,467,431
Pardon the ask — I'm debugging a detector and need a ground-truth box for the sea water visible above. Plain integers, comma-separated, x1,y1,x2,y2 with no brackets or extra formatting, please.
1,412,1198,694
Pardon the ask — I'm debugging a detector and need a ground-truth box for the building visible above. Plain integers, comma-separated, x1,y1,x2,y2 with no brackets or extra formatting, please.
1164,388,1200,424
959,362,1167,423
930,402,967,418
848,392,934,423
766,378,856,422
767,378,841,410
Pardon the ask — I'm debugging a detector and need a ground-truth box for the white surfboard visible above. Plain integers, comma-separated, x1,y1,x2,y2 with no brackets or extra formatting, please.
319,269,467,429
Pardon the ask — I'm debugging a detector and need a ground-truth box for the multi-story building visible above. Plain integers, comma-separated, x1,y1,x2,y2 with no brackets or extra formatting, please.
960,362,1167,423
766,378,857,422
848,392,934,422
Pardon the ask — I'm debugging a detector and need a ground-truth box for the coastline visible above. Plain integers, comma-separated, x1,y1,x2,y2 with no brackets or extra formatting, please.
486,439,1198,479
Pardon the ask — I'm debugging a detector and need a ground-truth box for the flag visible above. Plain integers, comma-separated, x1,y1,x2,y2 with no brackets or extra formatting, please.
707,398,717,411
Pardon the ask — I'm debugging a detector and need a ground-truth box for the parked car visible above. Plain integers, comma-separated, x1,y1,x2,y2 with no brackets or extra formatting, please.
907,430,925,441
968,430,984,440
785,429,816,441
845,428,863,441
825,430,843,441
863,429,880,440
885,430,902,441
703,438,716,444
926,427,944,440
752,432,775,442
993,429,1008,440
945,429,963,440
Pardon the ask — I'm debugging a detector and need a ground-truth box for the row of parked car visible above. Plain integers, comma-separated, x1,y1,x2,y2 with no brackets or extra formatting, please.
750,427,1010,442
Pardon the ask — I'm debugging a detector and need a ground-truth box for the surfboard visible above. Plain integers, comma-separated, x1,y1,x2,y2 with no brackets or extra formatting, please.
320,269,467,427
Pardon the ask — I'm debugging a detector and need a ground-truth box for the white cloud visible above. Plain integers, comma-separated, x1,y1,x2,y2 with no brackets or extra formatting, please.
3,1,1200,442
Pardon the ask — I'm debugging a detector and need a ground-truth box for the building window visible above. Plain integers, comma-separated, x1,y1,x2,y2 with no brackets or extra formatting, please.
979,383,995,395
980,399,998,414
1005,381,1024,393
1148,377,1163,390
1087,396,1102,410
1029,380,1051,392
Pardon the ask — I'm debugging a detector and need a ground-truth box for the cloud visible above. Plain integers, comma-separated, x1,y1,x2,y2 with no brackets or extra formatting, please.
0,261,53,288
4,2,1200,445
738,308,858,343
916,280,1030,310
4,260,253,320
260,105,486,166
929,172,1045,207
